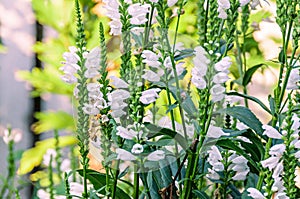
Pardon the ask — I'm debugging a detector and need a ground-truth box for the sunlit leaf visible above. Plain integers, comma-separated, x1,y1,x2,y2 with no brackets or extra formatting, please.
32,111,75,134
18,136,77,175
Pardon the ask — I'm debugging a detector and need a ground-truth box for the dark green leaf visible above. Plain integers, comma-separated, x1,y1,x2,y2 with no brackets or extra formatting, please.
166,102,178,114
227,92,271,115
221,106,264,135
193,190,210,199
174,49,194,61
242,64,265,86
77,169,131,199
216,139,260,173
144,123,188,149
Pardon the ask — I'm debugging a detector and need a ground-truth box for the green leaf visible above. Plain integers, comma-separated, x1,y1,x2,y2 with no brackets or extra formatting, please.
227,92,272,115
144,123,188,149
239,130,265,162
216,139,260,173
18,136,77,175
147,172,162,199
32,111,75,134
242,64,265,86
192,190,210,199
166,102,178,114
221,106,264,135
77,169,131,199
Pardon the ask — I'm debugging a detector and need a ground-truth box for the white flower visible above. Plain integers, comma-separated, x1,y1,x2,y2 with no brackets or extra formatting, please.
232,169,249,181
211,84,226,102
206,168,220,180
70,182,92,197
239,0,250,6
215,56,231,72
116,148,136,161
109,89,130,118
103,0,122,35
37,189,51,198
84,47,101,78
167,0,178,7
261,156,281,170
262,125,282,139
110,76,129,88
60,46,81,84
142,69,162,82
43,149,57,167
217,0,230,19
272,162,283,179
128,3,150,25
147,150,165,161
140,88,161,104
291,113,300,134
2,128,22,144
142,50,161,68
207,125,229,138
230,155,249,181
191,46,209,89
269,144,285,156
286,68,299,90
191,76,206,89
131,144,144,154
116,126,139,140
213,72,229,84
247,188,265,199
207,146,223,165
149,0,158,3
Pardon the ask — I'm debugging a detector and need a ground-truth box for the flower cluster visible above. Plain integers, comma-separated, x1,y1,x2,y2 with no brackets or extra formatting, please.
207,146,250,181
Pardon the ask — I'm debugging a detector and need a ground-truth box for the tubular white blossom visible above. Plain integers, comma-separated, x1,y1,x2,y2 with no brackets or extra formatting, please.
2,128,22,144
147,150,165,161
247,188,265,199
116,126,139,140
142,50,161,68
128,3,150,25
207,125,229,138
131,143,144,154
109,89,130,118
261,156,281,170
217,0,230,19
60,46,81,84
103,0,122,35
110,76,129,88
191,46,209,89
211,84,226,102
84,47,101,78
167,0,178,7
142,69,163,82
262,125,282,139
239,0,250,6
214,56,231,72
286,68,299,90
140,88,161,104
116,148,136,161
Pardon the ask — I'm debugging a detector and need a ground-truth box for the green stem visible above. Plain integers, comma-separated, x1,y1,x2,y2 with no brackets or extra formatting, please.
133,165,139,199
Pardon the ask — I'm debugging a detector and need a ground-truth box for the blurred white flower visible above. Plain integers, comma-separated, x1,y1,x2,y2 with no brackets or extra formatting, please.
70,182,92,197
210,84,226,102
116,126,141,140
147,150,165,161
140,88,161,104
131,143,144,154
262,125,282,139
116,148,136,161
217,0,230,19
214,56,231,72
37,189,51,199
191,46,209,89
128,3,150,25
103,0,122,35
207,125,229,138
213,72,229,84
142,50,161,68
2,128,22,144
261,156,281,170
43,149,57,167
84,47,101,78
60,46,81,84
247,188,265,199
239,0,250,6
108,89,130,118
286,68,299,90
110,76,129,88
142,69,162,82
167,0,178,7
206,168,220,180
